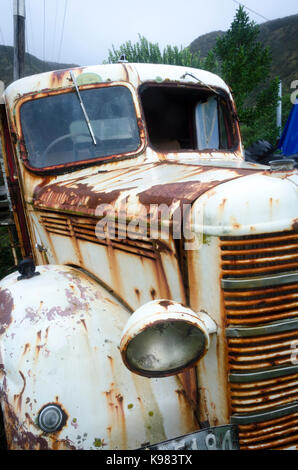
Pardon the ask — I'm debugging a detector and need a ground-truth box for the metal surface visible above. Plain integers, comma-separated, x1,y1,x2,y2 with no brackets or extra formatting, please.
0,265,198,450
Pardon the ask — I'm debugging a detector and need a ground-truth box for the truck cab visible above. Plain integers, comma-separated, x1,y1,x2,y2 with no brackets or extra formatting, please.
0,63,297,450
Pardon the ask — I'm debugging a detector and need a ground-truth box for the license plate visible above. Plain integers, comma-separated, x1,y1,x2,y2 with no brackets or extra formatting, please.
141,425,239,450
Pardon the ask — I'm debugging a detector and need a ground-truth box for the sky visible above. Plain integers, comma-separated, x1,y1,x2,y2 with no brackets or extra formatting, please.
0,0,297,66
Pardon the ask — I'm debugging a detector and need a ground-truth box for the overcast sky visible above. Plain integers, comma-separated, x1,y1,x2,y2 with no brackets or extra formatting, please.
0,0,297,66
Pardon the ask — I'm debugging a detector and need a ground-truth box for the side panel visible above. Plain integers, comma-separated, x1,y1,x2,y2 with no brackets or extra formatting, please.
0,265,198,450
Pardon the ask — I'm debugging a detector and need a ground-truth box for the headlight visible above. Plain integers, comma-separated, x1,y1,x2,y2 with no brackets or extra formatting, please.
120,299,217,377
38,404,64,433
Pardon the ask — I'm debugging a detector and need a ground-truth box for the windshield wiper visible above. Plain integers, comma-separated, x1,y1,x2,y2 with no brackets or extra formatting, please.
180,72,219,95
69,71,97,146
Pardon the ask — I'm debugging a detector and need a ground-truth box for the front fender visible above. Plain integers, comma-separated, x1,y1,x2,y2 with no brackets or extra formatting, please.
0,265,198,450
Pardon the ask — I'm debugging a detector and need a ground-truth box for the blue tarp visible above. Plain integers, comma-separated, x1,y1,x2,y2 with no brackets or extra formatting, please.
278,104,298,156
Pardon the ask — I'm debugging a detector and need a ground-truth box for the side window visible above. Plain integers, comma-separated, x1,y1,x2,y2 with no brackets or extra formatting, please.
140,84,236,152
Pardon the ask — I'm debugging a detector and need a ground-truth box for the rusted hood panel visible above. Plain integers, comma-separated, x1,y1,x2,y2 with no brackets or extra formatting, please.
32,162,260,217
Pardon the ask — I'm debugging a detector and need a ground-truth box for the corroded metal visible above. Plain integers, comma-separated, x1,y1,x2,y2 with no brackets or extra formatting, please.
0,265,198,450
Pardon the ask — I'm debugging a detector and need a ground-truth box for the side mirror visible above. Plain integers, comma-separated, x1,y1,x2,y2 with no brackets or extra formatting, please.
120,300,217,378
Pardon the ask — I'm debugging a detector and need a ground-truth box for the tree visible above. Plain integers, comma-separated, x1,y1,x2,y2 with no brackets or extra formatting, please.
106,34,205,69
213,6,280,146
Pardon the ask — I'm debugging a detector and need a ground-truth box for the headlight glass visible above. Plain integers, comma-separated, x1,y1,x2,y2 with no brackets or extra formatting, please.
126,320,206,374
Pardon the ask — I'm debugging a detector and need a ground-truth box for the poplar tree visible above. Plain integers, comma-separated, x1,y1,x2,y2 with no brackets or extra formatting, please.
214,6,280,145
106,34,205,69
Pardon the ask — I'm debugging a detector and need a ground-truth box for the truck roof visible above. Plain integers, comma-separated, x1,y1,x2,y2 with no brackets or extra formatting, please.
3,62,231,106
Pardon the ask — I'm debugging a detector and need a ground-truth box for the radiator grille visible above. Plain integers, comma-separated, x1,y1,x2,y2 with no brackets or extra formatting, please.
228,329,298,372
221,231,298,278
39,213,157,259
221,231,298,327
238,412,298,450
223,283,298,326
221,230,298,450
231,372,298,414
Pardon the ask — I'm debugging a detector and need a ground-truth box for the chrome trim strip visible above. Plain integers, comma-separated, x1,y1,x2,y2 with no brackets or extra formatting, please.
230,402,298,425
222,271,298,290
229,365,298,384
226,318,298,338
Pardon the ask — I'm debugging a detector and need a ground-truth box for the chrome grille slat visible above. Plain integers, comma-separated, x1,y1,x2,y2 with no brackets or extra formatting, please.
222,272,298,289
230,403,298,425
229,365,298,383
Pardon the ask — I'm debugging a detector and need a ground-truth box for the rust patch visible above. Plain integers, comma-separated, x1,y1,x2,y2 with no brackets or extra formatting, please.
153,240,173,254
219,198,227,215
80,319,87,332
138,180,224,208
137,166,260,209
121,63,129,83
13,371,26,413
178,367,198,411
175,389,197,432
104,387,127,449
49,68,83,89
158,300,174,308
150,288,157,300
33,182,122,215
134,288,141,301
22,343,30,356
0,289,14,335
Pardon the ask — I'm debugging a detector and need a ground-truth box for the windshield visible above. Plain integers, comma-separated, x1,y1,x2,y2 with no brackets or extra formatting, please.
20,85,141,169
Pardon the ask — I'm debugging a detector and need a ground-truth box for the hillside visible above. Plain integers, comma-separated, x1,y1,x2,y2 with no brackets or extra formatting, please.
189,14,298,92
0,45,78,87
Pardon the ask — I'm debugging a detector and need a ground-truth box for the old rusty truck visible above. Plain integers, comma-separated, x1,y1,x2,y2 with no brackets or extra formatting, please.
0,62,297,451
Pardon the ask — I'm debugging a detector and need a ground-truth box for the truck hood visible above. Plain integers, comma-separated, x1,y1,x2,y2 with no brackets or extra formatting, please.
33,161,261,221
